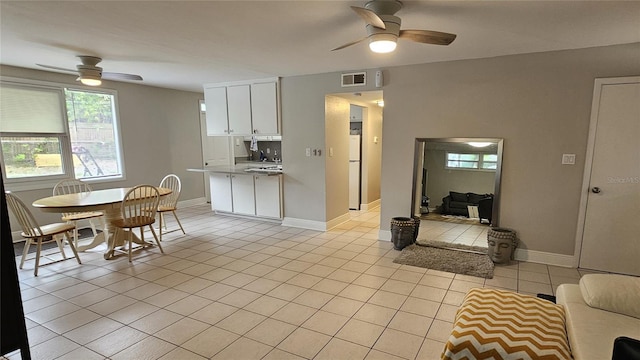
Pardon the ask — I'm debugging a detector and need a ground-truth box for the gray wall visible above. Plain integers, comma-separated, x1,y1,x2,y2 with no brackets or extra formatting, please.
378,43,640,255
1,65,204,229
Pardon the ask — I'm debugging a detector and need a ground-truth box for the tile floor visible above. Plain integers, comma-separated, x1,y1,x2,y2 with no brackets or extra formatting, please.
5,204,591,360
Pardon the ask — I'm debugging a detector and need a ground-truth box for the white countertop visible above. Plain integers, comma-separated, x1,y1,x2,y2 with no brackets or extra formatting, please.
187,163,282,175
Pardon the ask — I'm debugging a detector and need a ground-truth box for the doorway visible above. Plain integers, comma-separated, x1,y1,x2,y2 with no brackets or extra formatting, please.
576,77,640,276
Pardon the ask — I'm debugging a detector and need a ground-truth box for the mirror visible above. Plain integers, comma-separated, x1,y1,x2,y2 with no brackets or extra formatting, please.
411,138,504,229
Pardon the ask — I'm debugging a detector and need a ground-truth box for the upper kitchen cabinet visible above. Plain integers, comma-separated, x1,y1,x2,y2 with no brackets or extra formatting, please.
204,86,228,136
203,78,280,136
251,82,279,135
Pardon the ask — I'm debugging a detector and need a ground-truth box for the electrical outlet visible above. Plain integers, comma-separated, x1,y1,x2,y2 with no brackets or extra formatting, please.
305,148,311,157
562,154,576,165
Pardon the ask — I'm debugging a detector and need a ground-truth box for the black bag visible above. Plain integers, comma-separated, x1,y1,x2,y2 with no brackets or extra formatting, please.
612,336,640,360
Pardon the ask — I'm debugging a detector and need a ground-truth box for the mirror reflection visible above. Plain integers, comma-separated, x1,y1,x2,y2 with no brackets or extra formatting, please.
412,138,503,248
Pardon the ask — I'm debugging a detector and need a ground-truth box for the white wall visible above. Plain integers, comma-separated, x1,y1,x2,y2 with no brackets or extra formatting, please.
324,96,350,222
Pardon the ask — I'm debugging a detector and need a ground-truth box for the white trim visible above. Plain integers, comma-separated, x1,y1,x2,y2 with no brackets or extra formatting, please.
378,229,392,241
282,217,328,231
573,76,640,268
360,199,380,211
326,212,352,231
214,211,282,224
514,248,575,268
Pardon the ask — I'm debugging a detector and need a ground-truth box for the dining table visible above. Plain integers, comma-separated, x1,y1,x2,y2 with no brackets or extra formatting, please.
32,187,172,260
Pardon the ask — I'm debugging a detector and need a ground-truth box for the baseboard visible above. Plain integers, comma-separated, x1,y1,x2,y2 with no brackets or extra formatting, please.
378,229,392,242
360,199,381,211
282,217,329,231
178,197,207,208
514,248,575,267
327,212,351,230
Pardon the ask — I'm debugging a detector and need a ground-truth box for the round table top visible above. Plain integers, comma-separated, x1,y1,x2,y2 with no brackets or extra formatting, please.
33,187,172,213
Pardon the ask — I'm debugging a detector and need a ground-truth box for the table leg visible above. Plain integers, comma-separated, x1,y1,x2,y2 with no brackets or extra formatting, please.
102,208,152,260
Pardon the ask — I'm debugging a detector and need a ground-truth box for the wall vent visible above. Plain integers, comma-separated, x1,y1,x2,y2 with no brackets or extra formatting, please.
341,72,366,87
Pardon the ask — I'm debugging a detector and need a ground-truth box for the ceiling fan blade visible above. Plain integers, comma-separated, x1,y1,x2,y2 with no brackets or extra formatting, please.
332,37,367,51
399,30,457,46
350,6,386,29
102,72,143,81
36,64,76,73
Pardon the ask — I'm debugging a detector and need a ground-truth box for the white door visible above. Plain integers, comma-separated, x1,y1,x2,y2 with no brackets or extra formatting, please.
203,87,229,135
578,77,640,276
251,82,279,135
349,135,361,161
349,161,360,210
231,174,256,215
209,173,233,212
227,85,252,135
255,175,281,218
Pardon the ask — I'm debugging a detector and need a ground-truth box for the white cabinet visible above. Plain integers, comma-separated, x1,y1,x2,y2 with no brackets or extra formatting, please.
231,174,255,215
203,79,280,136
227,85,252,135
251,82,279,134
255,175,282,218
209,173,233,212
204,87,229,135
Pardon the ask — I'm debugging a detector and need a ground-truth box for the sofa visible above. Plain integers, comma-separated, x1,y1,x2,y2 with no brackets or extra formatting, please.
441,191,493,223
557,274,640,360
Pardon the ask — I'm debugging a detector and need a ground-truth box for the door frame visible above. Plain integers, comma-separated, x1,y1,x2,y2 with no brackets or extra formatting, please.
573,76,640,268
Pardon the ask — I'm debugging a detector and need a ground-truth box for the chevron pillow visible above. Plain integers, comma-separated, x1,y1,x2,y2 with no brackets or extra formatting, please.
442,288,572,360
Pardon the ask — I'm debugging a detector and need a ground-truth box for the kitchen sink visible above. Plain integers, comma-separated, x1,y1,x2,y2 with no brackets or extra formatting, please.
245,164,282,173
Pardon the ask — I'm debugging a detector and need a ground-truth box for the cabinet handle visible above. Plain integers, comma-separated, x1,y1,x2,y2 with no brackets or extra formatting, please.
224,129,228,133
229,129,234,133
253,129,258,134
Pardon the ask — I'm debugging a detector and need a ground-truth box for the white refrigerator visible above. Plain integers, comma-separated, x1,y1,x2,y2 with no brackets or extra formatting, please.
349,135,361,210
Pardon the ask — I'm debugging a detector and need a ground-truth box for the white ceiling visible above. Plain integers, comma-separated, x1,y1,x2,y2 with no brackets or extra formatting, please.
1,1,639,93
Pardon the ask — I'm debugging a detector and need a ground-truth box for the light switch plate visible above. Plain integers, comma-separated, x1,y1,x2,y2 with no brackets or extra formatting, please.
305,148,311,157
562,154,576,165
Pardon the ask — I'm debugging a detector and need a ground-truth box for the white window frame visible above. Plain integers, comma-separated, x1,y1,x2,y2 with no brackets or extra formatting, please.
1,77,126,191
445,151,497,172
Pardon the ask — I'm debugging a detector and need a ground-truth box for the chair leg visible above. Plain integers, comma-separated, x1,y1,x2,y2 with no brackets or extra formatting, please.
149,225,164,254
172,211,186,235
54,234,67,260
128,229,133,263
65,231,82,265
158,212,163,242
20,239,31,269
34,239,43,276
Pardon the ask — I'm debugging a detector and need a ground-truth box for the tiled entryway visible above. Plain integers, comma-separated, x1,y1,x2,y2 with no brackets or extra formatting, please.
6,204,587,360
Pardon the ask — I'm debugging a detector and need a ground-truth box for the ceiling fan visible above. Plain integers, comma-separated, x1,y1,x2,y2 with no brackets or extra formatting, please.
37,55,143,86
333,0,457,53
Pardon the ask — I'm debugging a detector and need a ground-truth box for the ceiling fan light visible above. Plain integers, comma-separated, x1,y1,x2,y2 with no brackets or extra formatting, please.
77,66,102,86
468,142,492,148
79,76,102,86
369,34,397,53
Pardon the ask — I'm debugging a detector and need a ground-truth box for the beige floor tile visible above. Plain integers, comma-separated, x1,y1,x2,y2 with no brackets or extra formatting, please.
158,347,207,360
218,288,262,308
245,318,297,346
353,274,388,289
155,317,210,345
267,283,307,301
380,279,416,295
107,301,160,324
111,336,175,360
55,346,104,360
193,282,236,301
400,297,440,318
338,284,377,302
64,317,123,345
244,295,288,316
122,282,168,300
42,308,102,334
277,327,332,359
493,266,518,279
327,268,362,283
220,272,259,287
26,301,81,324
321,296,365,317
152,272,193,287
286,273,323,288
353,303,397,326
22,294,64,314
129,309,183,334
262,348,306,360
30,335,80,360
410,284,447,303
315,338,370,360
26,325,57,347
388,311,433,337
335,318,385,347
426,319,454,343
85,326,149,357
50,282,101,300
188,300,238,325
173,277,215,293
419,274,453,290
368,290,408,310
143,288,190,308
416,339,448,360
519,270,551,284
519,262,549,274
87,294,138,316
164,295,213,316
311,278,349,295
365,349,406,360
211,337,273,360
216,309,266,335
301,310,350,336
243,277,282,294
391,269,425,284
435,303,459,323
271,302,317,326
374,327,424,360
518,280,553,294
292,289,335,309
181,326,239,358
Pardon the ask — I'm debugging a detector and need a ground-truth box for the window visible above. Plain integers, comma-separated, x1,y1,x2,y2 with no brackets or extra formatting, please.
446,152,497,171
0,79,124,186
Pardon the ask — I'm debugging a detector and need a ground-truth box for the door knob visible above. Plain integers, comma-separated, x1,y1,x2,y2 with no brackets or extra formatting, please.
591,187,601,194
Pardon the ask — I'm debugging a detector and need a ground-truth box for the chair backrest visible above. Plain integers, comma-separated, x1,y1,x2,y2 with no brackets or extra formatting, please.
53,178,93,196
5,191,44,237
121,185,160,226
159,174,181,208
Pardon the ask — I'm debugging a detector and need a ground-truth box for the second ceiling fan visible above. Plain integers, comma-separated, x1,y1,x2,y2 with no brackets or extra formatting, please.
333,0,457,53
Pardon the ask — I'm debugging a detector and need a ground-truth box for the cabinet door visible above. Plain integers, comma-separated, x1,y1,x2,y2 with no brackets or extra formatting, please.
226,85,252,135
204,87,229,135
251,82,279,135
209,173,232,212
231,174,255,215
255,175,281,218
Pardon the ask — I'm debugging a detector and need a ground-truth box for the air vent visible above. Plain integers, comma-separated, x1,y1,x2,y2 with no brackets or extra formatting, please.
341,72,366,87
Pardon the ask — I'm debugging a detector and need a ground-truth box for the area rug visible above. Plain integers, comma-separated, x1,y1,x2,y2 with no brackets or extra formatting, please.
394,240,494,278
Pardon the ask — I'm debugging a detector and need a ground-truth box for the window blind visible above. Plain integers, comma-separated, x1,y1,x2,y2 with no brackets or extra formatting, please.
0,84,66,133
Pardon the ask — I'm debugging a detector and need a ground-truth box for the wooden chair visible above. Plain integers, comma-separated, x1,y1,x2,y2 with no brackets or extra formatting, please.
5,191,81,276
111,185,163,262
157,174,185,241
53,179,106,248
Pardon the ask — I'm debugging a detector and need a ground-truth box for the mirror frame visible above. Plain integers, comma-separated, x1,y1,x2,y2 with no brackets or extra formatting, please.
411,137,504,227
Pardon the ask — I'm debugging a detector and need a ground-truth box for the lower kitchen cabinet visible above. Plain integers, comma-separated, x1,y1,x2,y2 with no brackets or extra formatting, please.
231,174,255,215
255,175,282,218
209,173,282,219
209,173,233,212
